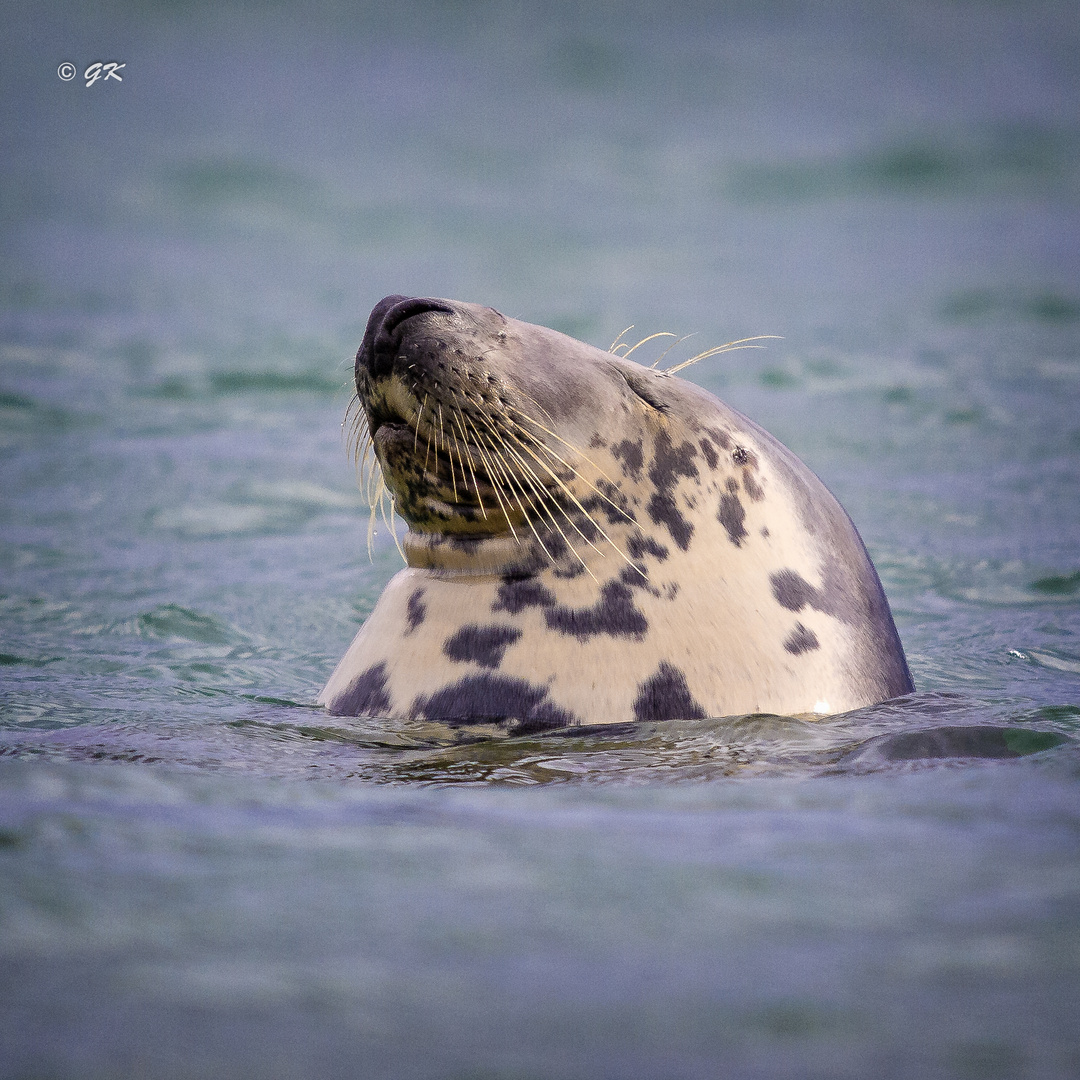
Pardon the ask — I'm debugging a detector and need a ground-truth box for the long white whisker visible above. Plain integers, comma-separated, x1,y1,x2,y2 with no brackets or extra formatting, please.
608,324,634,353
650,333,695,369
437,403,458,502
413,394,428,457
624,331,677,359
483,427,600,579
496,420,641,577
662,336,783,376
464,425,520,543
448,407,488,520
476,430,560,567
502,404,634,524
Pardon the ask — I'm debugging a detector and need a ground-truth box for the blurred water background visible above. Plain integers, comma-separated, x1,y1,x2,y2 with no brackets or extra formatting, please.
2,1,1079,1077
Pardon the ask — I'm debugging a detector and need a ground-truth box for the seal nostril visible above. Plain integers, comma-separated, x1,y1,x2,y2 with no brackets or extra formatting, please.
357,296,457,380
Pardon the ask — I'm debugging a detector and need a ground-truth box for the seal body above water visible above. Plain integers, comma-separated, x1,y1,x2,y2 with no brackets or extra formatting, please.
318,295,914,728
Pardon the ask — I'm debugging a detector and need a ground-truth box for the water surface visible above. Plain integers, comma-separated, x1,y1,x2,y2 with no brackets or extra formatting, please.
2,1,1079,1076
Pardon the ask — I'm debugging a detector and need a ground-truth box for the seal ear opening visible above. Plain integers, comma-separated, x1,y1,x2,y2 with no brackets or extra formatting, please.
618,367,669,411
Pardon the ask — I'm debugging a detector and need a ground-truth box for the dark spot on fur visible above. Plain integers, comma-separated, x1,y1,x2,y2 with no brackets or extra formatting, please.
650,429,699,490
743,472,764,502
647,492,693,550
410,672,576,732
760,526,770,538
710,428,731,451
732,446,748,466
612,439,644,480
784,622,820,655
766,557,907,695
646,430,699,551
443,624,522,668
586,480,637,527
553,559,588,580
589,433,607,449
406,588,427,633
493,578,557,614
718,491,748,547
545,531,570,560
545,581,648,640
328,662,392,717
542,532,586,579
699,437,718,470
632,662,707,722
726,477,739,494
770,569,819,613
626,533,669,562
619,564,659,595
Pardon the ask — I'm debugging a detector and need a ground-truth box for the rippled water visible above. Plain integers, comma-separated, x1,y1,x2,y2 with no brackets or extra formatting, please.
2,0,1080,1076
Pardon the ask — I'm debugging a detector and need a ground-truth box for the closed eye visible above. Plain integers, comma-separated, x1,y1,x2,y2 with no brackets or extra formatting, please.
619,368,669,411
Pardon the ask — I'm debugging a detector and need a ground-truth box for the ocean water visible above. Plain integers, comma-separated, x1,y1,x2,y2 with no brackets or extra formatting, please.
2,1,1080,1077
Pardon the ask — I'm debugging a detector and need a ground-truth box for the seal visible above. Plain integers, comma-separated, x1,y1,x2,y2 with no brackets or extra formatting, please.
318,295,914,728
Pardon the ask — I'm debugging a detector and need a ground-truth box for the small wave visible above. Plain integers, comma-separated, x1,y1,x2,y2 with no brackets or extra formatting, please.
1010,648,1080,676
724,124,1077,205
834,725,1067,774
150,503,291,538
1030,570,1080,596
938,288,1080,325
132,604,237,646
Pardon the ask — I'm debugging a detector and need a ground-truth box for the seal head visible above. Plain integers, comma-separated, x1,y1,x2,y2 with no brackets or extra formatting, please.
318,295,914,728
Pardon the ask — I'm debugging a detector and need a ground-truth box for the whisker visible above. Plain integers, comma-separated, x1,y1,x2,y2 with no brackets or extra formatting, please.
650,333,695,369
503,404,635,525
413,394,428,457
608,324,635,353
494,419,639,577
366,473,383,560
464,426,520,543
424,410,434,476
505,383,556,430
437,403,458,502
476,430,559,566
623,331,677,359
481,427,599,579
662,336,783,376
385,492,406,562
431,402,439,478
448,407,489,520
466,403,622,573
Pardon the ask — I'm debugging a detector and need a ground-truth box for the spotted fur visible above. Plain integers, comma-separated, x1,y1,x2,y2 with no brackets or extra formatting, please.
318,296,914,726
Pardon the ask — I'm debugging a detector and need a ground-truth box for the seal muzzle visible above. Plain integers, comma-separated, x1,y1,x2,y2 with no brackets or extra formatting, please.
358,295,456,381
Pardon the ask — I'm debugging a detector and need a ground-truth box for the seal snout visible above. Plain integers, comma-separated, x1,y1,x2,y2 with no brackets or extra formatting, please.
359,295,456,380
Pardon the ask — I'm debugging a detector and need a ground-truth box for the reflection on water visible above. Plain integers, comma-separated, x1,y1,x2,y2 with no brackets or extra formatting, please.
2,692,1076,786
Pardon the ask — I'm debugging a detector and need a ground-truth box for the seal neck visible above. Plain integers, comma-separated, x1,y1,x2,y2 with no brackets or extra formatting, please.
403,530,547,577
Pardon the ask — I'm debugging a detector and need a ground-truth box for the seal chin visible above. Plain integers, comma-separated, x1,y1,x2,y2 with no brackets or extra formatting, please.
373,421,511,538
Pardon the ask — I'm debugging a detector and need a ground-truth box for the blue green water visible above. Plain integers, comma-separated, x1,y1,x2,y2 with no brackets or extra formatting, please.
2,1,1080,1076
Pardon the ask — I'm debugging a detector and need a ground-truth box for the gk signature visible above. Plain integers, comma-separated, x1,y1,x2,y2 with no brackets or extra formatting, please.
57,62,125,87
